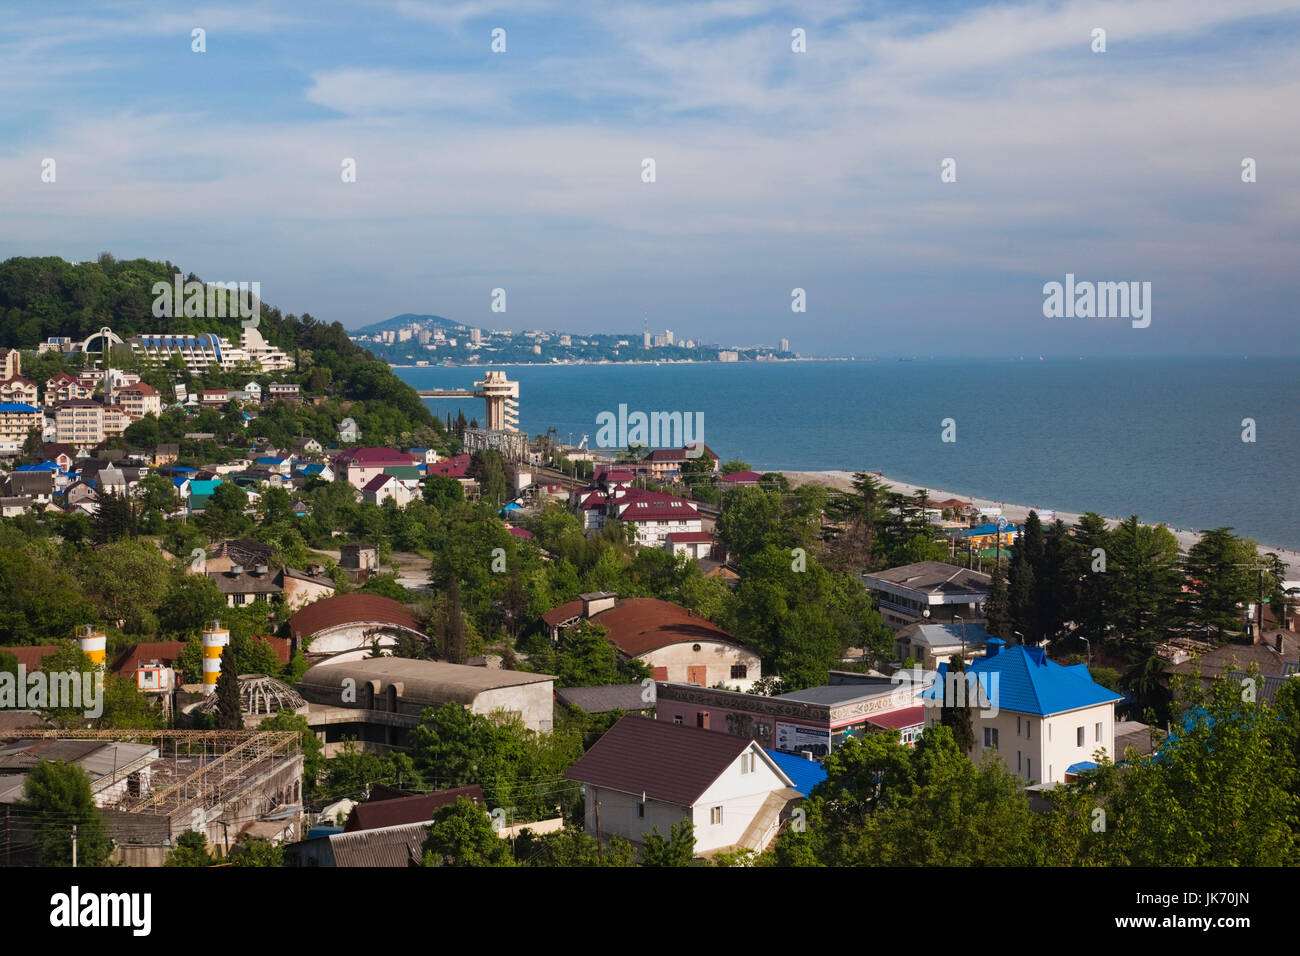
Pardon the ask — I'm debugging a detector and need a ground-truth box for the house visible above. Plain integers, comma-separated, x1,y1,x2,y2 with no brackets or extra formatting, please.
195,539,276,575
209,566,283,607
153,443,179,466
555,684,656,716
53,399,105,445
343,785,485,832
268,383,300,402
893,621,994,668
542,594,761,691
0,496,35,517
294,462,334,483
287,593,428,664
563,715,800,855
362,473,415,508
718,470,763,487
63,479,99,513
4,470,57,503
408,446,439,465
664,531,715,560
279,567,337,610
0,377,39,405
186,478,223,512
921,642,1124,785
297,657,555,753
604,488,702,547
0,402,43,451
644,445,720,479
0,347,19,380
426,453,470,479
116,383,162,420
861,560,993,631
339,542,378,572
45,373,92,404
573,489,608,532
200,388,230,407
255,456,292,476
242,381,263,404
335,446,415,489
293,437,323,455
337,418,360,443
101,404,131,438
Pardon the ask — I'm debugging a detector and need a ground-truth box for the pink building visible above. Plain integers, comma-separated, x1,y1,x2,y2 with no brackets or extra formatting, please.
336,446,416,489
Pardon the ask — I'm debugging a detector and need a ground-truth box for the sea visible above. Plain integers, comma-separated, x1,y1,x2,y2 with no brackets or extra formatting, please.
395,358,1300,551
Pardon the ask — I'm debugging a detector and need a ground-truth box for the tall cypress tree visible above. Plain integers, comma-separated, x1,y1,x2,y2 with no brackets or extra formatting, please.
985,563,1012,639
940,654,975,754
215,645,242,729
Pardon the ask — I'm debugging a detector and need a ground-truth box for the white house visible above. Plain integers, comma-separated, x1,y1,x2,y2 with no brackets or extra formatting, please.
564,716,800,856
922,641,1123,785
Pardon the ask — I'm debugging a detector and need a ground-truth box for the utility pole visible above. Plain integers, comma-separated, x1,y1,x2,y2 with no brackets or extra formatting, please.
71,824,77,868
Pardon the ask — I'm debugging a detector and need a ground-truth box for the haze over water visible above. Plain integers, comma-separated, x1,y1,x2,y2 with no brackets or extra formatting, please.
398,357,1300,551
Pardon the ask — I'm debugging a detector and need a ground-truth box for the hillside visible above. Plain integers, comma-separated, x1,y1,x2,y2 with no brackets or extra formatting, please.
0,253,447,449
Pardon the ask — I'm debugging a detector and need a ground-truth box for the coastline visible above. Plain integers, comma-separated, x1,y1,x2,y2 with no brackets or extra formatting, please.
779,469,1299,575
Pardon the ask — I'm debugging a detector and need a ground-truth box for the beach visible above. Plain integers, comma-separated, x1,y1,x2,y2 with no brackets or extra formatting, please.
780,470,1298,576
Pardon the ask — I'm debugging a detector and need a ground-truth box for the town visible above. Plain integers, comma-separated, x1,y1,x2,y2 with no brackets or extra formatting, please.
1,262,1296,870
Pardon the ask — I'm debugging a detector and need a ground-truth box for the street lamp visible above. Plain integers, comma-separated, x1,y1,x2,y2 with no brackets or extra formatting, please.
1080,636,1092,666
1013,630,1025,647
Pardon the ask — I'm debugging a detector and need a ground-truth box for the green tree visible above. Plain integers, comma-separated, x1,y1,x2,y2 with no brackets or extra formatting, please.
639,820,695,866
939,654,975,754
215,644,242,729
19,760,113,866
230,836,283,866
165,830,215,867
1181,528,1261,639
421,797,514,866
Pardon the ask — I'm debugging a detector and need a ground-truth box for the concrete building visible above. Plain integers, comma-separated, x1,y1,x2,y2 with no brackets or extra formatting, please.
921,643,1123,785
474,370,519,430
0,377,38,404
861,561,992,631
564,716,800,856
893,621,994,668
287,593,427,662
0,402,43,450
298,658,557,754
115,383,162,420
335,446,415,489
604,487,703,547
53,399,105,446
655,672,928,757
542,594,761,691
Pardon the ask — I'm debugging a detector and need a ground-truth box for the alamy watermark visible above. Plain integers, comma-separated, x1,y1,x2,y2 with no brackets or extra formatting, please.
890,664,1000,718
1042,273,1150,328
595,404,705,457
1,666,104,718
151,277,261,327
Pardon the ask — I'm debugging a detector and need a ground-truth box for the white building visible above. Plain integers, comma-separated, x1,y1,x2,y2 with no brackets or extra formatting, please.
565,716,800,856
922,641,1123,785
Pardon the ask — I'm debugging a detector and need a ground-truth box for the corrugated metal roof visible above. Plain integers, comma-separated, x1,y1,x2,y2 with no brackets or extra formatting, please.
328,822,429,867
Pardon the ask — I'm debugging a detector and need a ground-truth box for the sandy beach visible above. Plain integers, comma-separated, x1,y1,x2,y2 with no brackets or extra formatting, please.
780,470,1298,576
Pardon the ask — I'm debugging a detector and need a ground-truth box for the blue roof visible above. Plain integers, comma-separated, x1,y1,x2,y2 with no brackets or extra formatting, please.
171,466,197,473
256,456,285,465
16,462,59,472
171,476,189,488
0,402,41,413
188,479,222,495
923,645,1122,716
1066,761,1099,774
958,522,1023,537
296,463,326,475
764,749,827,797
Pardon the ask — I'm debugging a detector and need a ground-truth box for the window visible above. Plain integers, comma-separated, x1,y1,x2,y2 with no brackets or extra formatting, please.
1017,751,1022,772
1095,722,1102,742
740,752,754,774
1026,758,1031,779
673,715,682,725
1026,720,1032,740
1077,726,1085,747
730,664,748,679
637,802,645,819
1017,715,1021,735
710,806,723,825
983,727,998,750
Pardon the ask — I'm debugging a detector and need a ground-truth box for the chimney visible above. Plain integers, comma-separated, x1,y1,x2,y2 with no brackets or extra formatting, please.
230,565,244,575
984,637,1005,658
255,564,268,575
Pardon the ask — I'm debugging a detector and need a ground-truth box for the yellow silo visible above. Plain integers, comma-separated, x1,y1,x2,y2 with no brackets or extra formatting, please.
77,625,106,667
201,620,231,693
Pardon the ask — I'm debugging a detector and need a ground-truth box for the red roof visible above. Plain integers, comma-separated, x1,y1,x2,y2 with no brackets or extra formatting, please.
588,597,738,656
344,785,484,832
666,532,713,544
564,715,769,806
109,641,189,678
119,383,158,396
542,599,584,627
339,446,414,467
611,488,699,521
288,594,423,640
1,645,62,671
719,471,763,484
507,526,534,538
646,445,718,463
865,706,926,730
362,473,394,492
426,454,470,477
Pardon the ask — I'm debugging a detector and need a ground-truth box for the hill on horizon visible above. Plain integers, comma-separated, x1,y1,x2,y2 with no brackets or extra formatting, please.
352,313,464,335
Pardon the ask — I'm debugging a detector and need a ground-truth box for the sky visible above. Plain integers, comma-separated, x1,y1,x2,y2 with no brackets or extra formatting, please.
1,0,1298,357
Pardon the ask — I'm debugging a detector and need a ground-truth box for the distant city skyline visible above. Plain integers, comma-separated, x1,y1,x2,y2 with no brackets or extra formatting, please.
2,1,1298,357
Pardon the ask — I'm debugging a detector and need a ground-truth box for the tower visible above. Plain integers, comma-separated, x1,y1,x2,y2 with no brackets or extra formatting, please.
77,625,106,667
474,370,519,431
201,620,231,693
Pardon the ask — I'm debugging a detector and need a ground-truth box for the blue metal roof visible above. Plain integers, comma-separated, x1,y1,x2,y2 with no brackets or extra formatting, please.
923,645,1122,716
0,402,41,413
16,462,59,472
1066,761,1098,774
957,522,1023,537
256,456,285,465
764,749,827,797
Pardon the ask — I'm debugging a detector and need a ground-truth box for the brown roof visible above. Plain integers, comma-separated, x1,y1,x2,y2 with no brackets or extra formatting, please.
344,786,484,832
564,715,766,806
288,593,421,640
542,599,584,627
1,645,62,670
590,598,741,656
109,641,189,678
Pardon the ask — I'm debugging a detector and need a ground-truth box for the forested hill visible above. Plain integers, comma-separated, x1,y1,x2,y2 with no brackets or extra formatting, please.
0,253,443,447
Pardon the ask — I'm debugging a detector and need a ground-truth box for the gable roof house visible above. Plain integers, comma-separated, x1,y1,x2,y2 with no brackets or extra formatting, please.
335,446,415,490
542,594,761,691
922,643,1123,785
564,716,799,856
603,487,702,547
